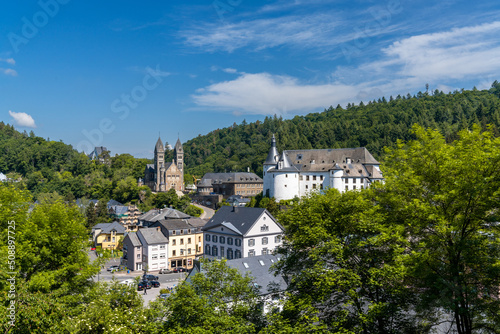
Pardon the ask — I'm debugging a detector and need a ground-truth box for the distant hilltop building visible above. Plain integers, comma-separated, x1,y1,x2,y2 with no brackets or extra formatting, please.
144,137,184,192
88,146,109,164
263,135,383,201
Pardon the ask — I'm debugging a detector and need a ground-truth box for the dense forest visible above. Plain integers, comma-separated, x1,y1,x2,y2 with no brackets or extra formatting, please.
1,82,500,203
183,82,500,176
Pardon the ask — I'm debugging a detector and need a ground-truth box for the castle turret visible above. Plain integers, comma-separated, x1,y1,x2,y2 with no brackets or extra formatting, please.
263,134,279,172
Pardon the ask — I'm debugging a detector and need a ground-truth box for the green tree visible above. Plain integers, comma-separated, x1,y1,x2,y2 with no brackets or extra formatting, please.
376,125,500,334
275,188,428,333
158,259,263,333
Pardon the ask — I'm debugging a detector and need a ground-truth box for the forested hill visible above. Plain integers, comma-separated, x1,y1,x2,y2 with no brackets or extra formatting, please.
183,83,500,177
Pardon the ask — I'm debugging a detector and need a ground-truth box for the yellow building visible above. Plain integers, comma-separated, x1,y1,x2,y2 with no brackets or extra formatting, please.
151,218,206,270
91,222,126,250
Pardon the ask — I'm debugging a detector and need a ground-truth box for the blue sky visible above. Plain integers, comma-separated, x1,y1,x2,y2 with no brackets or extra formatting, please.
1,0,500,158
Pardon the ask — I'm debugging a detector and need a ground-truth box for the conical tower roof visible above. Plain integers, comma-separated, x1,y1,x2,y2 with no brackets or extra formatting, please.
155,136,164,152
264,134,279,165
279,151,293,169
174,137,182,152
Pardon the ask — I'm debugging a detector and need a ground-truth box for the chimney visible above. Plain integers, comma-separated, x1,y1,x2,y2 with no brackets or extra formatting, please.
232,204,238,213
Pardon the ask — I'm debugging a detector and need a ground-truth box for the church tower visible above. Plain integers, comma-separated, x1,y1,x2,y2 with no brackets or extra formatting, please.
154,136,165,192
173,138,184,191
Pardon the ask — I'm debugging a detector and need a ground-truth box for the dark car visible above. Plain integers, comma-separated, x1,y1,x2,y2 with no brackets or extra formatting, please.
150,280,161,288
143,274,159,281
173,267,188,273
137,281,152,291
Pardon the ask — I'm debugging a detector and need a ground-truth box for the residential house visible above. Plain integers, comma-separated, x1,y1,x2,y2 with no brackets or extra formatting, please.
150,217,206,270
135,227,170,271
122,232,144,271
202,206,284,260
225,195,250,207
187,254,287,313
91,221,126,250
88,146,110,164
263,134,384,201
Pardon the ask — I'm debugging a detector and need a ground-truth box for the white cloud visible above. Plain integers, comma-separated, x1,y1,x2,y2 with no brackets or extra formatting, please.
222,68,237,74
0,68,17,76
0,58,15,65
192,72,362,115
366,21,500,81
193,21,500,116
8,110,37,128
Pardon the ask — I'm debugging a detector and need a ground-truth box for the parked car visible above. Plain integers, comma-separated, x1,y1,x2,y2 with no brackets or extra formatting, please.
173,267,188,273
107,265,119,272
159,268,172,274
159,293,170,300
137,281,152,290
150,280,160,288
143,274,159,281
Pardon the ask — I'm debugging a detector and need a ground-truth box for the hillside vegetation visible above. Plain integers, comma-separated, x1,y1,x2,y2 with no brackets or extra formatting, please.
183,82,500,177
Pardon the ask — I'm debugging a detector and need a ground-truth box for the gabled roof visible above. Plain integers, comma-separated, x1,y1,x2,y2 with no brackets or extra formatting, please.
199,172,263,186
202,206,278,236
138,227,169,245
109,205,129,216
139,207,191,223
125,232,142,247
92,221,126,234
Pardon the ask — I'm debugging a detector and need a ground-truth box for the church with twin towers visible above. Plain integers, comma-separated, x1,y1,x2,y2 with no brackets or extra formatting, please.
144,137,184,193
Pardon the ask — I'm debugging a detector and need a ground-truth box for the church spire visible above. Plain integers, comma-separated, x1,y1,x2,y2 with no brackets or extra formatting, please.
155,136,164,152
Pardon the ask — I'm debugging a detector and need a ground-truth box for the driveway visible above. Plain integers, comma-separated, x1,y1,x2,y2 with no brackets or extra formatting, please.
192,203,215,219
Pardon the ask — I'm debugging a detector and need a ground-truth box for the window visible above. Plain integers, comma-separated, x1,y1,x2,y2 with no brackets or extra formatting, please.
353,185,356,189
188,229,191,234
235,250,241,258
172,230,176,235
212,246,218,257
261,224,269,232
171,260,176,268
248,250,255,257
262,237,268,245
137,253,140,259
206,234,211,242
313,175,316,181
180,238,184,245
180,229,184,234
248,239,255,247
299,175,303,180
188,238,191,244
262,248,269,255
188,248,191,254
275,235,282,243
312,184,316,189
180,249,184,255
220,246,225,258
227,248,233,260
172,239,176,246
227,237,233,245
152,254,158,260
160,254,166,259
213,235,218,243
306,175,310,181
136,246,140,250
198,236,201,242
345,185,349,191
306,185,308,189
172,250,176,256
205,244,210,255
160,245,166,250
320,175,324,181
235,239,241,247
220,236,225,244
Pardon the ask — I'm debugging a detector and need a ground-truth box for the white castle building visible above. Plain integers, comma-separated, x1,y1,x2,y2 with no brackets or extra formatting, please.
263,135,383,201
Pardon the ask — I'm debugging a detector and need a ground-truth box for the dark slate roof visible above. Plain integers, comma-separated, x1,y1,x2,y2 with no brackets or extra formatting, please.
107,199,123,207
264,134,279,165
202,206,276,235
110,205,129,216
226,254,287,295
92,221,126,234
88,146,108,159
152,218,207,231
139,208,191,223
138,227,169,245
125,232,142,247
174,138,183,152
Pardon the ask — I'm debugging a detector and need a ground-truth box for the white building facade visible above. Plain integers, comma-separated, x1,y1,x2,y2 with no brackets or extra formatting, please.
203,206,284,260
263,135,383,201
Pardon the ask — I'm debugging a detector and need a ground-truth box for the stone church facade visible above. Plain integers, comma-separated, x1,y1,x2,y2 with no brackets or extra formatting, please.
144,137,184,192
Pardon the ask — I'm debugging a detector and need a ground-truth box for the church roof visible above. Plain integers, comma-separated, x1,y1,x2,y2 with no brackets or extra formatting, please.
155,137,164,152
174,138,182,152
